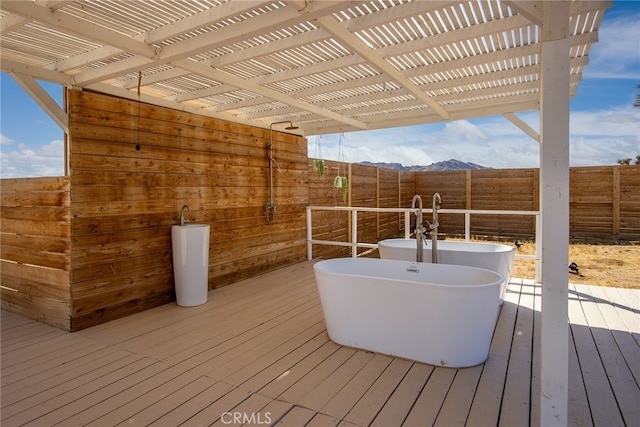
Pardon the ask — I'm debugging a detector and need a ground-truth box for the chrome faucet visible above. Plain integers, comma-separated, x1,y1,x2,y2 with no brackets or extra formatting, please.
425,193,441,263
180,205,190,226
411,195,426,262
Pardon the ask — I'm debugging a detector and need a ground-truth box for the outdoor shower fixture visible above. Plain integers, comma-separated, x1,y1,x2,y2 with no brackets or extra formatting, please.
264,121,299,223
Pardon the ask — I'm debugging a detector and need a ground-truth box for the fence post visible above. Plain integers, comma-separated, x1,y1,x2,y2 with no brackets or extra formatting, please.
465,170,472,209
613,166,620,235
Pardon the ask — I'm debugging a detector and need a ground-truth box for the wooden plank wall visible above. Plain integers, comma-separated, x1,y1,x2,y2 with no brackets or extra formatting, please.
378,167,403,239
307,159,351,259
619,166,640,237
416,170,468,235
311,162,639,244
569,165,640,239
0,177,71,329
351,164,378,252
68,89,308,331
467,168,538,238
413,166,638,240
307,160,415,257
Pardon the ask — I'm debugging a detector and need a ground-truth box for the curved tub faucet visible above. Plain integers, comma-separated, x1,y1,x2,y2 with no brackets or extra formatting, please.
180,205,190,226
411,195,425,262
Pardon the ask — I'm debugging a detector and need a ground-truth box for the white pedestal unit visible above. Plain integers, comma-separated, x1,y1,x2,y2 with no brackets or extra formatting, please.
171,224,210,307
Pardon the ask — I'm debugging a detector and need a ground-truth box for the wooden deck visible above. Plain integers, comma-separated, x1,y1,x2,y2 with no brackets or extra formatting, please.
2,261,638,426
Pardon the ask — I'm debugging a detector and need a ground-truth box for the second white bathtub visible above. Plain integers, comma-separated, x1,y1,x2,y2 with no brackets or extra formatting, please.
378,238,515,300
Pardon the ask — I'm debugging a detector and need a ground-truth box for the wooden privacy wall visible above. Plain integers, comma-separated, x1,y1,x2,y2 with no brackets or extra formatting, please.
307,159,350,259
417,168,539,238
619,166,640,237
0,177,71,329
308,159,414,256
68,90,308,331
309,161,639,246
570,165,640,239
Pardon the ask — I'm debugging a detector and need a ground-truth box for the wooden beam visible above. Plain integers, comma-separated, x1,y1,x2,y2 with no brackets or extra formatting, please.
0,12,27,35
539,1,571,425
10,73,68,133
503,112,540,143
1,1,158,58
317,15,450,121
505,1,543,26
1,58,72,85
173,59,368,130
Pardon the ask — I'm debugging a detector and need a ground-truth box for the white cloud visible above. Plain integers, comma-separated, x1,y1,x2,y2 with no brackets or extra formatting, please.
307,105,640,169
1,133,15,145
0,139,65,178
309,119,542,169
443,120,488,143
585,12,640,79
568,107,640,165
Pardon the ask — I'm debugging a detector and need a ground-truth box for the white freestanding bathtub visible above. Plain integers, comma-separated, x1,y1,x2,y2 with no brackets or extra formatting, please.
378,239,515,301
313,258,503,368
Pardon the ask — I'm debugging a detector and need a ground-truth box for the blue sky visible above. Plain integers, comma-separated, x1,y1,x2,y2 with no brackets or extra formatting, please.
1,1,639,177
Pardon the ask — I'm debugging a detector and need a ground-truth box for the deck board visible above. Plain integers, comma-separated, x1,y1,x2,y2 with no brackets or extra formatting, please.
2,261,639,427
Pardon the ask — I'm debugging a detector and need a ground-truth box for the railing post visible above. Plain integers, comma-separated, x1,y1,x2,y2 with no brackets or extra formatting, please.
306,206,313,260
306,206,539,265
465,212,471,241
404,211,411,238
352,209,358,258
535,213,542,283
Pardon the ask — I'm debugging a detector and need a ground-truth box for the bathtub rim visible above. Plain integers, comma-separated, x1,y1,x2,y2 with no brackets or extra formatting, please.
313,257,504,290
378,238,516,254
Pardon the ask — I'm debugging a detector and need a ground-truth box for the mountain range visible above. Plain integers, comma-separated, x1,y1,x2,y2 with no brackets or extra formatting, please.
359,159,489,171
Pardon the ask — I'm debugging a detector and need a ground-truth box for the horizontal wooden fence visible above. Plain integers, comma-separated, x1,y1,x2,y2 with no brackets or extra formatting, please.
309,161,640,245
66,90,309,331
2,89,636,332
0,177,71,330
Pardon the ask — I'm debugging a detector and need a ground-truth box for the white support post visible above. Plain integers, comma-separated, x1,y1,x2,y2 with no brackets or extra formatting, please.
404,211,411,239
351,209,358,258
464,212,471,241
306,206,313,261
539,2,571,424
535,213,542,283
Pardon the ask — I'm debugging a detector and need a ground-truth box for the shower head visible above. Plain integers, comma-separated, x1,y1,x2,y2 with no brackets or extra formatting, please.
270,120,298,132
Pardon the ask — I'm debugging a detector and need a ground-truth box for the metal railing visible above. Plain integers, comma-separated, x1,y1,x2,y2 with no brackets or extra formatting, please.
306,205,541,280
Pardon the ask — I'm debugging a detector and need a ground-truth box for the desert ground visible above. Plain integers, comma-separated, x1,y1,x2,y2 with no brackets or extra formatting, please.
510,240,640,289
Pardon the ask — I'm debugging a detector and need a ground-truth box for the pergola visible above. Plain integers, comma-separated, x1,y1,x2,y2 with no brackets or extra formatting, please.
0,1,612,425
